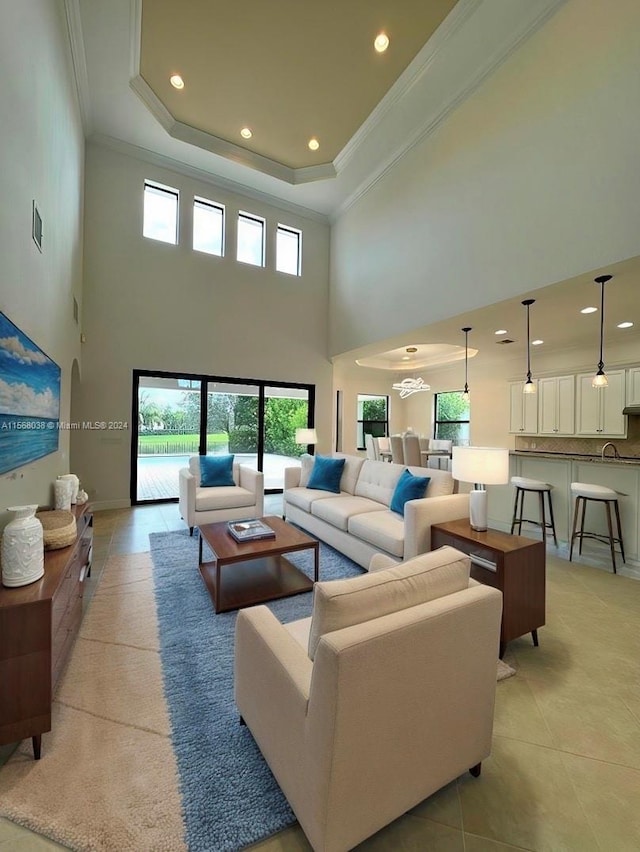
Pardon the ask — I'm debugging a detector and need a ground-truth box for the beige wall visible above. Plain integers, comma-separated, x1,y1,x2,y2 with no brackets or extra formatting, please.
329,0,640,356
77,145,331,506
0,1,84,528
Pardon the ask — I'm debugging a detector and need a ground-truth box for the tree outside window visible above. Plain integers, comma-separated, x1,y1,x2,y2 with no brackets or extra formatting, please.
434,391,470,443
357,394,389,450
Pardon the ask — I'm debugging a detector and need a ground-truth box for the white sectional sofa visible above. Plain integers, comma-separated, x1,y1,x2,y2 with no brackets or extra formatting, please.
284,454,469,569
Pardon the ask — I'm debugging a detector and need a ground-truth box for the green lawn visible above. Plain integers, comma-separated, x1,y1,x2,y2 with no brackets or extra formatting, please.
138,432,227,455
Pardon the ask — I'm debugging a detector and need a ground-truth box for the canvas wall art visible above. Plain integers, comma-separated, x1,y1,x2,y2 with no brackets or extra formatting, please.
0,312,61,475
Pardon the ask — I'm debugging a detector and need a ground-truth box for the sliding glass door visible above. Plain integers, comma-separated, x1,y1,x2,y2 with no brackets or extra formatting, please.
132,371,314,503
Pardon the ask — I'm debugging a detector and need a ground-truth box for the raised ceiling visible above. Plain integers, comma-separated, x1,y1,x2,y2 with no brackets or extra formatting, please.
139,0,458,172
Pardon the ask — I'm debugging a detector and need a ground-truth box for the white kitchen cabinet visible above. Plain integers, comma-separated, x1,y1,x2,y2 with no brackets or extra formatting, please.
509,381,538,434
627,367,640,406
576,370,626,436
538,375,575,435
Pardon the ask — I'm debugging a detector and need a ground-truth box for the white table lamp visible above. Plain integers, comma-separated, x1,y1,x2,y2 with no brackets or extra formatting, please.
452,446,509,531
295,428,318,447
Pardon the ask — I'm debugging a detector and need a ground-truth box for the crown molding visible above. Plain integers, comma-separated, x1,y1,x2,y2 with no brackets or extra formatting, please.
63,0,92,133
331,0,568,223
88,133,330,224
334,0,482,174
129,0,336,186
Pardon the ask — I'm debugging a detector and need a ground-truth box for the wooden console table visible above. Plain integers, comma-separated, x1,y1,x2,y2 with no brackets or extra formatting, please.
431,519,545,657
0,504,93,759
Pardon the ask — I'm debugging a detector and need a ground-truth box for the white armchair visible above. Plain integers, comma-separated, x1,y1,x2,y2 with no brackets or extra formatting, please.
235,546,502,852
178,456,264,535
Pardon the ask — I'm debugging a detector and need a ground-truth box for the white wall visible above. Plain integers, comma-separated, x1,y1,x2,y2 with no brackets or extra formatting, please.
0,0,84,526
77,144,331,506
330,0,640,356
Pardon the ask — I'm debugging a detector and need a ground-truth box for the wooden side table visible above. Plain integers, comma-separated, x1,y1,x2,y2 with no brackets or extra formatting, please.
431,519,545,657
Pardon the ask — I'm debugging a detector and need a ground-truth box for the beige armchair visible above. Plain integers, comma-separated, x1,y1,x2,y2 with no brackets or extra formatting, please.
235,546,502,852
178,455,264,535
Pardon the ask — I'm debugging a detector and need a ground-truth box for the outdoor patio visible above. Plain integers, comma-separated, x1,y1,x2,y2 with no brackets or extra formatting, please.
136,453,301,501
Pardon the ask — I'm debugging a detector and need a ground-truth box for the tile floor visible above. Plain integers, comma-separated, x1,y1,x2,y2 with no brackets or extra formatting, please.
1,498,639,851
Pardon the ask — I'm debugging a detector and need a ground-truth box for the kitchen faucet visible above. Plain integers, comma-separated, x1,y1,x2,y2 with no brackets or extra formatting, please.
601,442,620,460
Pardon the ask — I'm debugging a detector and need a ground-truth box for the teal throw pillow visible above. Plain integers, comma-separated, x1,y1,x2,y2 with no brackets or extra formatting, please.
199,454,235,487
307,455,346,494
390,469,430,516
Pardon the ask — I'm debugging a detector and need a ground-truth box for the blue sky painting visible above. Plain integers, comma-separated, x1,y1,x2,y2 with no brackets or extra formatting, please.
0,313,61,474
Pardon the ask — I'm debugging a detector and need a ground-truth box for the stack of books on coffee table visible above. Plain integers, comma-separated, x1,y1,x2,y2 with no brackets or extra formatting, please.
227,519,276,542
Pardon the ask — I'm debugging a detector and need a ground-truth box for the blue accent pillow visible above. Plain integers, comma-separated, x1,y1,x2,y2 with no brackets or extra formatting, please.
199,454,235,487
307,455,346,494
390,469,431,516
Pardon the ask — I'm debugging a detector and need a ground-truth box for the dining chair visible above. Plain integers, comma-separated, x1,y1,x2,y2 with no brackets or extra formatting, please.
402,434,422,466
390,435,405,464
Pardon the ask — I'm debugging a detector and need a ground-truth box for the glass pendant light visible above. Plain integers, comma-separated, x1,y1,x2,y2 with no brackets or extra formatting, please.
592,274,612,388
461,327,471,399
522,299,536,394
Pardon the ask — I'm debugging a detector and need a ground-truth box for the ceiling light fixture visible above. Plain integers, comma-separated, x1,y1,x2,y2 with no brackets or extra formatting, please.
169,74,184,89
374,32,389,53
617,321,633,329
461,327,471,399
406,346,418,353
392,377,430,398
401,355,411,361
532,339,544,346
522,299,536,394
240,127,252,139
308,138,319,151
592,274,612,388
581,306,597,314
494,329,507,335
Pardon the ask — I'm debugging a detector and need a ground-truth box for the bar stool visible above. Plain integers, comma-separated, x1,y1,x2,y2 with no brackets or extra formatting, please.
510,477,557,545
569,482,625,574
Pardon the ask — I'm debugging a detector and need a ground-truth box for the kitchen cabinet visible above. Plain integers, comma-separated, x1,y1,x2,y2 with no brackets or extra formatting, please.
576,370,626,436
509,381,538,434
627,367,640,406
538,375,575,435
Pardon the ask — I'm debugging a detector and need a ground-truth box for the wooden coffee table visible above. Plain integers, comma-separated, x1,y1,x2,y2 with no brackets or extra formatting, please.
198,516,319,613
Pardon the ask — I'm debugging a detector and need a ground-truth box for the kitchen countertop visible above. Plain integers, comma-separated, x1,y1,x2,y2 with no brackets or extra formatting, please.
511,450,640,467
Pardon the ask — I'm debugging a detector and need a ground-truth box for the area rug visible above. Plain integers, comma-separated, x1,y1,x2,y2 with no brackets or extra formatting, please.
149,529,363,852
0,552,187,851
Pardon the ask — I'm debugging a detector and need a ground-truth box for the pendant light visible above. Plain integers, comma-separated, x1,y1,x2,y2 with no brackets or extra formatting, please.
461,327,472,399
592,274,612,388
522,299,536,394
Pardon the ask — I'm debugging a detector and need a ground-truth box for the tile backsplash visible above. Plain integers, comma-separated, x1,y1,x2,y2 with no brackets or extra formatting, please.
514,417,640,457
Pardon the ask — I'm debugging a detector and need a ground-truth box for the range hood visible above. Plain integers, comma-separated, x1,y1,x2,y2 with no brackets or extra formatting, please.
622,405,640,416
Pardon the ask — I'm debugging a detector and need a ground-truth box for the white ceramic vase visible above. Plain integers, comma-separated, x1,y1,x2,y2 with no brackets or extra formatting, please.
58,473,79,504
54,478,73,511
1,505,45,587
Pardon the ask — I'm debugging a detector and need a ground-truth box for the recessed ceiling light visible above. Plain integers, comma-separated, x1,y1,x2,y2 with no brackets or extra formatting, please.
169,74,184,90
581,306,597,314
494,329,507,335
532,339,544,346
617,321,633,328
401,355,411,361
374,32,389,53
240,127,252,139
308,138,319,151
406,347,418,353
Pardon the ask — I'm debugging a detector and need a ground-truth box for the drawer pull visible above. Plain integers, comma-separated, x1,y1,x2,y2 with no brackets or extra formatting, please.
471,554,497,573
79,565,87,583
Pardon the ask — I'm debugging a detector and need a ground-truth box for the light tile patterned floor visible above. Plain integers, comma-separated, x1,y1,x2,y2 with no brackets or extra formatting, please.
2,498,639,851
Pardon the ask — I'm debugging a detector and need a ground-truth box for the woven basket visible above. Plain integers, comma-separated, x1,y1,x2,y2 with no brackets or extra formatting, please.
36,510,77,550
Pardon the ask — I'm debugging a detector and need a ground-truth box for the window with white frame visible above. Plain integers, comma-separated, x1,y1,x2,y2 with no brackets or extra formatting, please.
356,394,389,450
143,181,179,244
236,211,265,266
193,197,224,256
276,224,302,275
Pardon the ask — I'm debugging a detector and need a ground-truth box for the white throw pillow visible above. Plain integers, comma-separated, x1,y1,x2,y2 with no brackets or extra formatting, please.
298,454,315,487
308,546,470,659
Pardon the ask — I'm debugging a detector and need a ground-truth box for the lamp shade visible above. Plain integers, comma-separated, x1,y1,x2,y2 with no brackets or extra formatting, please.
452,446,509,486
295,428,318,445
